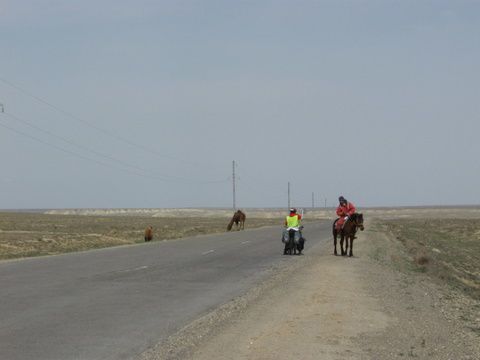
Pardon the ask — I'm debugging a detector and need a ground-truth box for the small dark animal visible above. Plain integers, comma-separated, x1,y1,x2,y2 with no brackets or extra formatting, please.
144,226,153,242
332,213,364,257
227,210,246,231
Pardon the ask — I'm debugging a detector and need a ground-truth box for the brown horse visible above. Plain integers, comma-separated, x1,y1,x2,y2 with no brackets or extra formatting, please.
227,210,246,231
144,226,153,242
332,213,364,257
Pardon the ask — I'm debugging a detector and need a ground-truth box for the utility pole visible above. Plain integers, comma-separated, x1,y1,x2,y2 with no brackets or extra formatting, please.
232,160,236,211
312,192,315,209
287,182,291,210
0,103,4,113
324,197,327,209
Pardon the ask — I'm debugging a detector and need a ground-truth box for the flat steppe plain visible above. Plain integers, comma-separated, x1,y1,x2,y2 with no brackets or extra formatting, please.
0,208,284,260
1,207,479,359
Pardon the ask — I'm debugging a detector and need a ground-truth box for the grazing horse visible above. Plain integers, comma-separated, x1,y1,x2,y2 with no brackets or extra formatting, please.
332,213,364,257
227,210,246,231
144,226,153,242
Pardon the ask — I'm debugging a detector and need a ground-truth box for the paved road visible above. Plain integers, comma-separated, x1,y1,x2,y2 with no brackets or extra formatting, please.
0,221,331,360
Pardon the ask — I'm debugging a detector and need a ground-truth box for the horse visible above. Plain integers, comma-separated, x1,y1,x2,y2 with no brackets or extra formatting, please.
332,213,364,257
227,210,246,231
144,226,153,242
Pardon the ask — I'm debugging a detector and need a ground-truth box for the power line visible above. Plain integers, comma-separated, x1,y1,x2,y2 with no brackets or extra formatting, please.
233,164,288,206
237,163,315,207
0,76,210,167
2,111,226,184
0,120,148,177
4,112,155,176
0,116,229,184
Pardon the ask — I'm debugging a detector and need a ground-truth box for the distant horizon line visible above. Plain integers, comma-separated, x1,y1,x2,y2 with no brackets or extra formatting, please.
1,204,480,212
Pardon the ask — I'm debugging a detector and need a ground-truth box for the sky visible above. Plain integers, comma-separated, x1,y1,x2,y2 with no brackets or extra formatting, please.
0,0,479,209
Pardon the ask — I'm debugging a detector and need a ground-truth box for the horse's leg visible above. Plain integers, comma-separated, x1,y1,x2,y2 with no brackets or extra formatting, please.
333,230,338,255
349,235,354,257
339,234,343,255
340,234,346,256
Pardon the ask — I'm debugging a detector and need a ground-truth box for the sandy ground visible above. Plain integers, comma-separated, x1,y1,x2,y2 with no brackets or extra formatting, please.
140,213,480,360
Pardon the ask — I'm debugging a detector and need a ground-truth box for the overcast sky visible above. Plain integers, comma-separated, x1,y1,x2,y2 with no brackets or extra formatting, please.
1,0,479,209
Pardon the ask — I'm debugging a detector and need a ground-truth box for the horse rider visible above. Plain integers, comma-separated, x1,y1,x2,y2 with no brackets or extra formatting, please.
335,196,356,231
284,208,304,254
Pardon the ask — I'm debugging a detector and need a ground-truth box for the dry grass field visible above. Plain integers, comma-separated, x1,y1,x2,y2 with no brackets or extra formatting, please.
384,218,480,299
0,210,281,260
363,208,480,299
363,207,480,336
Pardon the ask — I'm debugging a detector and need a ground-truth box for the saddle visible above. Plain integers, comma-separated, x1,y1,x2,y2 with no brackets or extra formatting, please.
334,217,349,231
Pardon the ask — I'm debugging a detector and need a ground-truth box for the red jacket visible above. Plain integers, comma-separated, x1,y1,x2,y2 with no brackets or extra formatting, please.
336,202,356,217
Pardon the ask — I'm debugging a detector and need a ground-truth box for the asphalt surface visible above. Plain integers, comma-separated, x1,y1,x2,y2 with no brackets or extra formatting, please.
0,221,331,360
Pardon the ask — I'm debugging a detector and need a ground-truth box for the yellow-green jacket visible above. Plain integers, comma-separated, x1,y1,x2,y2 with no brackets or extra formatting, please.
285,214,301,228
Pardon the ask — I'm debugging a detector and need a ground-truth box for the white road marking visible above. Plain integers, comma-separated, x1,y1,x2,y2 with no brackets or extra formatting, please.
202,250,215,255
241,241,251,244
133,266,148,271
116,266,148,273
